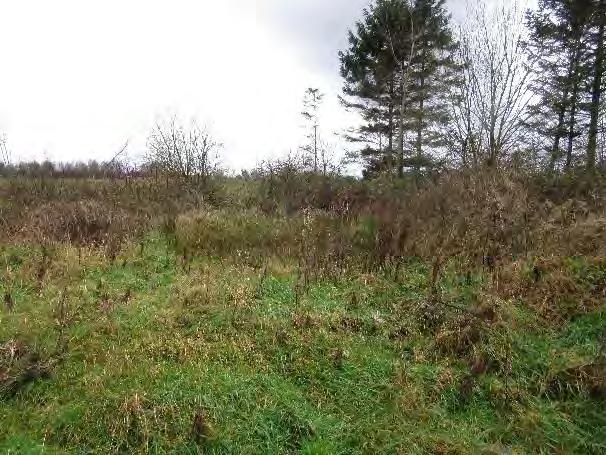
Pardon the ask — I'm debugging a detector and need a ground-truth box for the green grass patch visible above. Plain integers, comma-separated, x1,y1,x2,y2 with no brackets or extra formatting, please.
0,234,604,453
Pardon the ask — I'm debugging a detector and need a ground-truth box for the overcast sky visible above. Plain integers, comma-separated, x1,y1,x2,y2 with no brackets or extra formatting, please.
0,0,509,169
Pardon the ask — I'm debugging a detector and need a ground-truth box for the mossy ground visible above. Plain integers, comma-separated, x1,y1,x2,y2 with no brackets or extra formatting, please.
0,234,604,453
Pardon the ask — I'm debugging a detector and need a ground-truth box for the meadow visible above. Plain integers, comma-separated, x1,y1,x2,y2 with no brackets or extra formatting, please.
0,171,605,453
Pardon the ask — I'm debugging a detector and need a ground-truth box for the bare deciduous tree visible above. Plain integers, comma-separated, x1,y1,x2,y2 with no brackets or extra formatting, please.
146,115,221,184
449,1,533,167
447,36,482,167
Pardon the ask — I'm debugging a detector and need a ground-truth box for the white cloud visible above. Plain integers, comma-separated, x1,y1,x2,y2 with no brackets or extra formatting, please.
0,0,534,169
0,0,357,169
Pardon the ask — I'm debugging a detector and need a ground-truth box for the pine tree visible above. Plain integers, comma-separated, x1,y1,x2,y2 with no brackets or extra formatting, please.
407,0,459,170
587,0,606,170
340,0,409,177
340,0,458,177
301,88,324,173
526,0,595,170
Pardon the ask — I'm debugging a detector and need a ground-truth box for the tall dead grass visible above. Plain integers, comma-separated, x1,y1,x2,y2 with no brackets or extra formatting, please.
3,167,605,292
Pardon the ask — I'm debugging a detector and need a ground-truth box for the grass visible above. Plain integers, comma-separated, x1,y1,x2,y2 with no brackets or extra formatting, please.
0,232,605,454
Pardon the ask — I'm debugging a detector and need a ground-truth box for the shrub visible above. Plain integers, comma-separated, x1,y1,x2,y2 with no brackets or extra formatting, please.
19,200,139,248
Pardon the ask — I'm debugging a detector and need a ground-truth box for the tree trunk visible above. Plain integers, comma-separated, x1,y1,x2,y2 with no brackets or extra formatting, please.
313,124,318,173
587,0,605,171
566,80,580,169
461,138,468,167
466,100,476,166
416,69,426,174
388,77,395,173
550,54,576,171
566,32,586,170
550,93,568,171
416,50,426,170
488,60,498,166
416,94,424,158
397,74,405,178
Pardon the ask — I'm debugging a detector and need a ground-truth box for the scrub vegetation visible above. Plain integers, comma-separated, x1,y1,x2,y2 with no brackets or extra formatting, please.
1,0,606,452
0,169,604,454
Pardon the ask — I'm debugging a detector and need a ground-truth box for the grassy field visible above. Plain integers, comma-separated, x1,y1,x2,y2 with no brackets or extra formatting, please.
1,229,604,454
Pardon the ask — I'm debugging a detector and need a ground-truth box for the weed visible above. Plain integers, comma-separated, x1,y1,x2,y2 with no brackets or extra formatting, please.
0,170,605,452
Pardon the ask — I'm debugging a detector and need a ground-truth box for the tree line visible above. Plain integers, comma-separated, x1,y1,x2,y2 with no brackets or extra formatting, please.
2,0,605,183
339,0,606,177
0,116,222,182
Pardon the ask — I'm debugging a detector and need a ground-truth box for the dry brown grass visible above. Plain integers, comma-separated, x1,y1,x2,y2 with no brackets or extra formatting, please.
498,257,606,322
19,200,135,246
548,359,606,399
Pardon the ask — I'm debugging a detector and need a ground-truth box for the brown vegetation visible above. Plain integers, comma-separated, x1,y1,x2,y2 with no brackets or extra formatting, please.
2,166,605,326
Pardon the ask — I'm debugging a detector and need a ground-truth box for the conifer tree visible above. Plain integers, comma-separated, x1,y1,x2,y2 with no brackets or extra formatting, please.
408,0,459,169
301,88,325,173
340,0,408,177
340,0,458,177
587,0,606,170
526,0,595,170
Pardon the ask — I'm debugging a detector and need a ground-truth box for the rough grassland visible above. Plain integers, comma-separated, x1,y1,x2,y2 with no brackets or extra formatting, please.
0,233,604,454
